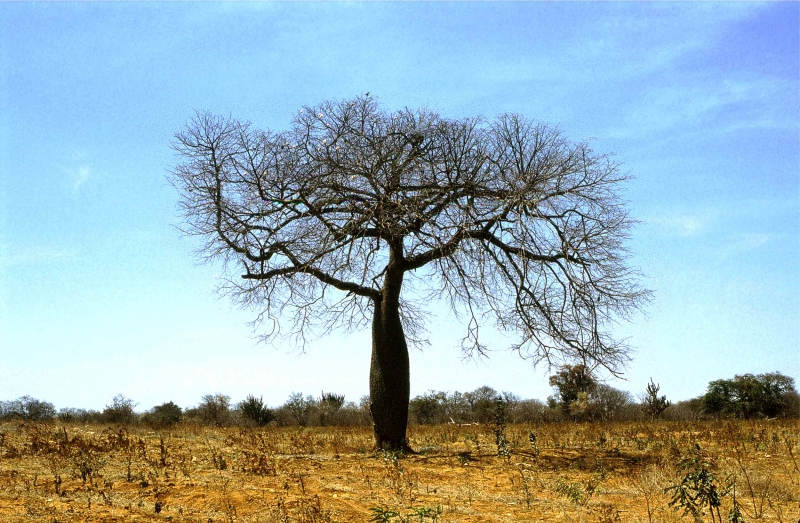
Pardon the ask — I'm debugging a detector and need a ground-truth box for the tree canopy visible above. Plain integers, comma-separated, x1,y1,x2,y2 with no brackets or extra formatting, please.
171,95,650,449
172,97,647,364
702,372,797,419
548,363,598,417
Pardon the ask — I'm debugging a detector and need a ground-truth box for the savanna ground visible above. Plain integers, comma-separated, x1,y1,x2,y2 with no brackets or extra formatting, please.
0,419,797,522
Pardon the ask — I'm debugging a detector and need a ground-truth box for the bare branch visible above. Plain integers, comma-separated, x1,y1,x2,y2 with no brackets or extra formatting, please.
170,98,650,370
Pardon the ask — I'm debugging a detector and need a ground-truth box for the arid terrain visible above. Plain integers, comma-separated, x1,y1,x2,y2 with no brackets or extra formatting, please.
0,420,797,522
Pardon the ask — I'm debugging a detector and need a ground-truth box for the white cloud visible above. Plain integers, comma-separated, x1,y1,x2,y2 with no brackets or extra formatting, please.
72,166,91,192
676,216,703,236
58,150,94,193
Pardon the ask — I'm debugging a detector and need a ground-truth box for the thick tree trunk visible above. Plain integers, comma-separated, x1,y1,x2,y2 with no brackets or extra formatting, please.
369,264,411,452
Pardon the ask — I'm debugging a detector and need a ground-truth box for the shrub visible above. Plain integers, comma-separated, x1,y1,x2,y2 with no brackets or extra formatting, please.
58,408,103,424
357,395,373,425
318,392,345,426
441,391,471,422
509,398,554,423
141,401,183,427
193,394,232,426
0,396,56,421
238,395,274,426
284,392,317,427
589,384,636,421
465,386,499,423
663,398,705,421
102,394,137,424
782,388,800,417
410,388,521,425
409,391,445,425
273,392,356,427
272,406,297,427
334,399,372,426
57,407,81,423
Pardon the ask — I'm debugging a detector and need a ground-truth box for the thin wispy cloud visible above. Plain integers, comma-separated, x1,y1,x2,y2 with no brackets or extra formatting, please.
59,150,94,193
72,166,91,192
719,232,772,259
482,3,764,90
607,76,795,144
644,197,798,240
0,245,77,268
647,214,706,237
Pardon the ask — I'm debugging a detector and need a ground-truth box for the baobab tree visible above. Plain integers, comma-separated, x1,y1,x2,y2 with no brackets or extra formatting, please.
170,95,650,450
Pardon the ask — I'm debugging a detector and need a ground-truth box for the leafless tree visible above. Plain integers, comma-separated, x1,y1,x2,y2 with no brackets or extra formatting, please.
170,95,650,450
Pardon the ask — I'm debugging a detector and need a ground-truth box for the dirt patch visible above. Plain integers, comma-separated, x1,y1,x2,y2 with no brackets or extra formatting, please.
0,420,797,522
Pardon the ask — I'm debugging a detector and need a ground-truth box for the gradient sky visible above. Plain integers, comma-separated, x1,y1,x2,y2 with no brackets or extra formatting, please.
1,2,797,412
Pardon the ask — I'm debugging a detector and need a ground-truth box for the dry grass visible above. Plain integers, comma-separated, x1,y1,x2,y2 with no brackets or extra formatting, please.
0,419,797,522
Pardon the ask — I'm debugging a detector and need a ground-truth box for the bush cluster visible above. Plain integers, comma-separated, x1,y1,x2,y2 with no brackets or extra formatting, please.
701,372,798,419
2,370,796,427
140,401,183,427
408,384,641,425
271,393,371,427
0,396,56,421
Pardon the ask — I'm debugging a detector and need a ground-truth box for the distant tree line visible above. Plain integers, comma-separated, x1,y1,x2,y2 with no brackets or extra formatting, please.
0,392,372,428
1,370,796,427
541,367,798,423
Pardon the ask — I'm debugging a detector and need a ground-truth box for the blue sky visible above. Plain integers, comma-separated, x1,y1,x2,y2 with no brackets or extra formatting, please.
1,2,797,412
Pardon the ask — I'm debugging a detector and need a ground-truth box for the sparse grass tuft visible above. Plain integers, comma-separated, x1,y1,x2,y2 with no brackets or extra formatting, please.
0,419,796,521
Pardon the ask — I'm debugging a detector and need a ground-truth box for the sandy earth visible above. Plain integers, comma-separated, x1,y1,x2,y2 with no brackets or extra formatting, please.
0,420,797,522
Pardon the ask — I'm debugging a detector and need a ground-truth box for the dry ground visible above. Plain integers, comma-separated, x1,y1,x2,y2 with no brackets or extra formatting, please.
0,419,797,522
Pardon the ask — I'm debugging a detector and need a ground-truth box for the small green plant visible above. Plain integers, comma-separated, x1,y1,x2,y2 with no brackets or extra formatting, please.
206,439,228,470
381,449,403,469
665,444,732,523
728,502,745,523
493,396,511,460
726,477,746,523
228,429,278,476
369,506,400,523
408,505,442,522
555,479,589,505
528,430,540,455
369,505,441,523
518,467,535,508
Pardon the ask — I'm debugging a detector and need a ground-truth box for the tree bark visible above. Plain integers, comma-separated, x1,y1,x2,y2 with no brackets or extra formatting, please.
369,261,411,452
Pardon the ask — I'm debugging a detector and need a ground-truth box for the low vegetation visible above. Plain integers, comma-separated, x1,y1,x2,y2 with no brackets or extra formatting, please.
0,417,797,522
0,371,796,521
